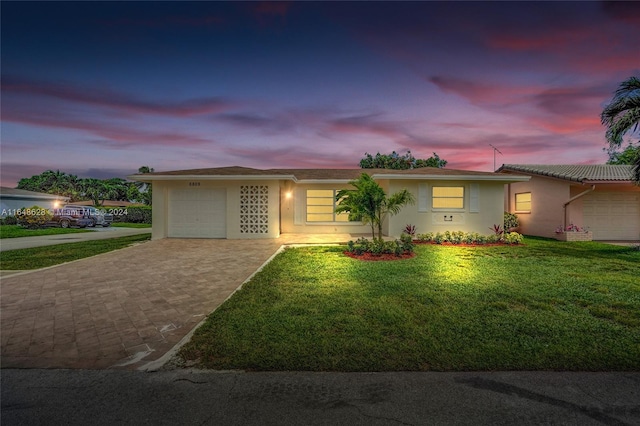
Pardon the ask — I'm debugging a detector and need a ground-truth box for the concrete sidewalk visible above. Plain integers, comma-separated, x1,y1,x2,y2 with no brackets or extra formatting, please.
0,227,151,252
2,369,639,425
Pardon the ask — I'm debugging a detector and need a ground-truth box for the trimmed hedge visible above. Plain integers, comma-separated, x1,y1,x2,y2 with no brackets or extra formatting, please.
115,206,152,224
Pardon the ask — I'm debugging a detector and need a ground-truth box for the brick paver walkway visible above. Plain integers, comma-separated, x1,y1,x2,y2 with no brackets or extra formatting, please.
1,235,351,370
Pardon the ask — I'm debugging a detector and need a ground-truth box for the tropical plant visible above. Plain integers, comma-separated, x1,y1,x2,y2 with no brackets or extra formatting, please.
490,224,504,238
336,173,415,241
601,76,640,182
403,224,416,237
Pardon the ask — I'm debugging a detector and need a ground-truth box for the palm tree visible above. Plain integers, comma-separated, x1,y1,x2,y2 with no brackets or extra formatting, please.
336,173,415,241
601,76,640,182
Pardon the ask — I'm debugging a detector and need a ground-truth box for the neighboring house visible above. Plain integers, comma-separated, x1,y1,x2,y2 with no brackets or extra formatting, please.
0,187,68,217
128,166,528,240
497,164,640,241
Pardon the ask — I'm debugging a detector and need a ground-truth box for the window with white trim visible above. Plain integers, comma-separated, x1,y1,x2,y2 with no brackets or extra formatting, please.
515,192,531,212
306,189,350,222
432,186,464,209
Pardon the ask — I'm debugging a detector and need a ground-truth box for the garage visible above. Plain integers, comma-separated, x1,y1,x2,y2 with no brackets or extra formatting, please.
583,192,640,240
168,188,226,238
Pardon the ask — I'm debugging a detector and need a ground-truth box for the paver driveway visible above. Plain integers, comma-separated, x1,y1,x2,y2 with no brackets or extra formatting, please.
1,238,295,370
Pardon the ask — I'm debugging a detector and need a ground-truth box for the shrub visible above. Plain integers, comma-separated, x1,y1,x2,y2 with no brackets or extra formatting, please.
450,231,465,244
2,215,18,225
504,232,524,245
464,232,477,244
504,212,519,230
345,236,414,257
433,232,445,244
15,205,53,229
486,234,499,244
121,206,152,224
399,233,415,253
417,232,433,243
403,224,416,237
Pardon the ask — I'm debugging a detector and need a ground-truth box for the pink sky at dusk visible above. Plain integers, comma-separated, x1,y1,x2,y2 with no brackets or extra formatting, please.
1,1,639,187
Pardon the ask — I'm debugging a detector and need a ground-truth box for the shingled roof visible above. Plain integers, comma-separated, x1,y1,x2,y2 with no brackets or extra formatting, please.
497,164,636,183
132,166,520,182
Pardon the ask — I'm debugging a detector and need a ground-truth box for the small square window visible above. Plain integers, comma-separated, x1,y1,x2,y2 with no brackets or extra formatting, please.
515,192,531,212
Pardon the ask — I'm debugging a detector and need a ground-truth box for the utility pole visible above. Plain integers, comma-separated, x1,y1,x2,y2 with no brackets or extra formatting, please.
489,144,503,171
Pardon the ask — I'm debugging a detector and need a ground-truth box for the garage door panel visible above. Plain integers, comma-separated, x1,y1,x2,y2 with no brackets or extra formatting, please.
583,192,640,240
168,188,226,238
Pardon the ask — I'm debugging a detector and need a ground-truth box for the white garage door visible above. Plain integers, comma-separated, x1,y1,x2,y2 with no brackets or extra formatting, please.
168,188,226,238
583,192,640,240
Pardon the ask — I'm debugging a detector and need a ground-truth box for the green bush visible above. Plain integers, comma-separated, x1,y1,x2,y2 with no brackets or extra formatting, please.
346,236,415,257
412,230,523,245
504,232,524,245
417,232,433,242
504,212,519,229
2,215,18,225
15,205,53,229
119,206,152,224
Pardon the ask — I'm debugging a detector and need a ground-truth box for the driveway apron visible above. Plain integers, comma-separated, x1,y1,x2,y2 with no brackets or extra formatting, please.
0,239,284,369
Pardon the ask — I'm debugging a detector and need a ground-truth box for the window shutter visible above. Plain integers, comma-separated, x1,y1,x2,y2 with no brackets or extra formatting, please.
418,183,428,212
294,187,304,225
469,183,479,213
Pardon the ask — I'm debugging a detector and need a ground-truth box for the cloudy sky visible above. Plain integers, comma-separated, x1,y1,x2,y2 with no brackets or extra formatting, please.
1,1,639,187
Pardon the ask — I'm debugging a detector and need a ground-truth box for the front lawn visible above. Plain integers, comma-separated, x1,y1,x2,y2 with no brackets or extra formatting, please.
0,234,151,270
179,238,640,371
0,225,91,239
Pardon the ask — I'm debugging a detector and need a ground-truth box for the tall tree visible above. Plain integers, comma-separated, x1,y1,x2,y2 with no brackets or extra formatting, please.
606,143,640,166
335,173,415,241
601,76,640,182
17,170,81,201
135,166,154,205
359,151,447,169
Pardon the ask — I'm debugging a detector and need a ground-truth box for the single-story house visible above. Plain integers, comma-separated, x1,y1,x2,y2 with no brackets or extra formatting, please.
497,164,640,241
128,166,529,240
0,187,68,217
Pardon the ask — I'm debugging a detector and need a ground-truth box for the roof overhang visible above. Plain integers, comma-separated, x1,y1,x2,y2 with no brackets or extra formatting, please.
1,193,69,200
371,173,530,182
128,173,530,184
128,174,297,182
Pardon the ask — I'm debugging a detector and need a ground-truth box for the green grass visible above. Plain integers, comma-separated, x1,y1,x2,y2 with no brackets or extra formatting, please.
0,234,151,270
111,222,152,228
0,225,91,239
179,237,640,371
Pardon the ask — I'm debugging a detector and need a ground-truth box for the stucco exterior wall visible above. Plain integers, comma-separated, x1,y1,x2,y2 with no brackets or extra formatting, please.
505,176,570,238
151,180,281,240
387,180,505,238
279,182,372,235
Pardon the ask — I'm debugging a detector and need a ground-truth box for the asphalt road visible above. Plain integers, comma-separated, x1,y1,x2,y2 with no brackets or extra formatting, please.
2,369,639,425
0,227,150,252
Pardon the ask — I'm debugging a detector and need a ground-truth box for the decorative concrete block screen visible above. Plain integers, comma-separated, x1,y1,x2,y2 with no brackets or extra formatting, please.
240,185,269,234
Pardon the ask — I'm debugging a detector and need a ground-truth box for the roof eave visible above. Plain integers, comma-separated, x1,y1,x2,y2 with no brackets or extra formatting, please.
372,173,530,182
127,174,298,182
